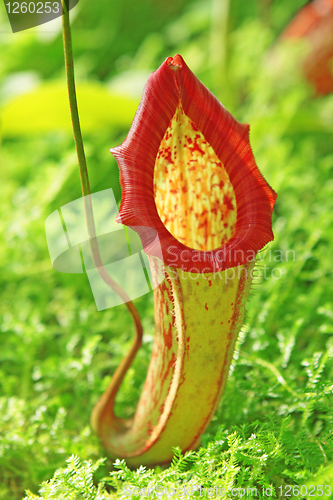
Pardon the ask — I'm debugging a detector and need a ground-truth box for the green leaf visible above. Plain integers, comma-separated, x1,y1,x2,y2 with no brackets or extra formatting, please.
0,80,139,137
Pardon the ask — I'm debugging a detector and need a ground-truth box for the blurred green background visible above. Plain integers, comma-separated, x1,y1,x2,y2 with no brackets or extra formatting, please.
0,0,333,498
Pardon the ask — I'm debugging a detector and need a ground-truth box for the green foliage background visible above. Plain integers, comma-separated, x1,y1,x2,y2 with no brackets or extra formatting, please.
0,0,333,498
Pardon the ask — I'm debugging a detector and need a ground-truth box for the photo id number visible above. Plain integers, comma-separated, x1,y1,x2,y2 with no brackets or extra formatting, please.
5,2,60,14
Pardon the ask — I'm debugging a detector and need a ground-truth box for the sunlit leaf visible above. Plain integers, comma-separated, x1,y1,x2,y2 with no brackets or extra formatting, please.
0,80,139,136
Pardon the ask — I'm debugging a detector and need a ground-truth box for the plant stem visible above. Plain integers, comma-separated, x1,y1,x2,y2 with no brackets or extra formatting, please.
61,0,142,398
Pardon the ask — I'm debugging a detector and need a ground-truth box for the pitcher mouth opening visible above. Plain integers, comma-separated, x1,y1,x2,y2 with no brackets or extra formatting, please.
154,102,237,254
112,54,277,274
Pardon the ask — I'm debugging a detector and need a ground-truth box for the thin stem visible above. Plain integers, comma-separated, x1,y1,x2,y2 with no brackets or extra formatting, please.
61,0,90,204
61,0,143,408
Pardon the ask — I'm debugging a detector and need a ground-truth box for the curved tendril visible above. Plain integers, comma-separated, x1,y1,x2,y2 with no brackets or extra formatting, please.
61,0,143,420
